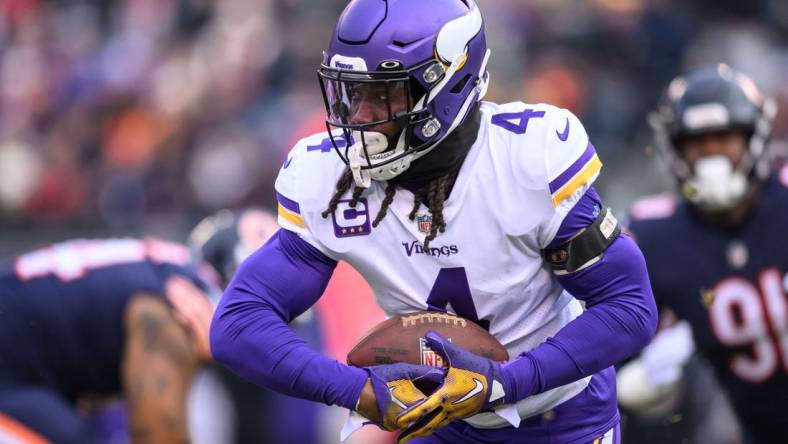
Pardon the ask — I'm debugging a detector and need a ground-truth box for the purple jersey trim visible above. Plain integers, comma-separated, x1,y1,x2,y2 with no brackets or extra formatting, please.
549,143,596,194
210,229,369,410
501,233,657,403
276,192,301,214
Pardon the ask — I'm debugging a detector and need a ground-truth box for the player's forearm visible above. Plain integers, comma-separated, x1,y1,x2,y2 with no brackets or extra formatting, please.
211,293,368,409
123,296,197,444
210,229,368,409
125,361,192,444
502,235,657,402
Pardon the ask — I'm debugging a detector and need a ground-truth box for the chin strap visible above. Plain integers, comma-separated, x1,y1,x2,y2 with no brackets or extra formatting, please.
348,131,390,187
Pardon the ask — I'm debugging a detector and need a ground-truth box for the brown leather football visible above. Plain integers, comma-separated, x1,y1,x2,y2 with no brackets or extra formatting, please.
347,311,509,368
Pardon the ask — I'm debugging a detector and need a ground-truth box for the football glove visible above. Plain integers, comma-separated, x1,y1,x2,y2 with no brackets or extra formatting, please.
364,363,444,431
395,330,509,443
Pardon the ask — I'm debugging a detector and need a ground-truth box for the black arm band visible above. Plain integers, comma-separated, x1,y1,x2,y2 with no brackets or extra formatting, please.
542,207,621,274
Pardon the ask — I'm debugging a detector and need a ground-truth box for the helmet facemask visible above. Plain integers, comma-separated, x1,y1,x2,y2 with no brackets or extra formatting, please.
318,1,489,188
649,65,777,212
318,59,440,187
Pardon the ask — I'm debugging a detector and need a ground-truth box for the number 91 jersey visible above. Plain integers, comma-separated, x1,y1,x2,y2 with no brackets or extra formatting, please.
275,101,605,427
628,172,788,442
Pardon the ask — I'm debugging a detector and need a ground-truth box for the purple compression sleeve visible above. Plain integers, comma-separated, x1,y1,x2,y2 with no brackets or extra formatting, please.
501,189,657,403
209,229,369,410
548,186,604,248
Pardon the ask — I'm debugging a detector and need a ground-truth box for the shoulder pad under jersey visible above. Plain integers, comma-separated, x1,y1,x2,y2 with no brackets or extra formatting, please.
274,131,351,256
483,101,602,246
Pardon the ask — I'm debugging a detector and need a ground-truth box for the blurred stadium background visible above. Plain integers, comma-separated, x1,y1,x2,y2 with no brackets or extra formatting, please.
3,0,788,253
1,0,787,442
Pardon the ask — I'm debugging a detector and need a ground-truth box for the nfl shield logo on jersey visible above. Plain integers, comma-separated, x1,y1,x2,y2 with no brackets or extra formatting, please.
416,214,432,234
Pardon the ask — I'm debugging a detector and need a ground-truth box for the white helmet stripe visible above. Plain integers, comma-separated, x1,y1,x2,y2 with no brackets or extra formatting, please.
435,3,483,65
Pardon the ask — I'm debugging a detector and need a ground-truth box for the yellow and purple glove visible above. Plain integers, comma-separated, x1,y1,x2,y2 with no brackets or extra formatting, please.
395,330,509,443
364,363,445,431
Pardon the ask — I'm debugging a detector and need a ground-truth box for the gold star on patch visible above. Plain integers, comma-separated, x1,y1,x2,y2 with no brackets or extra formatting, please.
701,288,715,307
350,228,356,233
341,228,347,234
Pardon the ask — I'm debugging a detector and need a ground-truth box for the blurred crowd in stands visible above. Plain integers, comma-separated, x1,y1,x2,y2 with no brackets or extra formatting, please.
1,0,788,246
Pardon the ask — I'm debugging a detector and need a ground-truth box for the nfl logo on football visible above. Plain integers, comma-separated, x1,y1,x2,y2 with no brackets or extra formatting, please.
419,337,446,368
416,214,432,234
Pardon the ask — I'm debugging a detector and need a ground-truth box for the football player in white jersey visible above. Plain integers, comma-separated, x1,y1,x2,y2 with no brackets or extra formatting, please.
210,1,657,443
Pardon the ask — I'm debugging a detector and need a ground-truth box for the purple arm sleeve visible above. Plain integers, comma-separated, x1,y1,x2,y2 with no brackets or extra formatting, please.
501,188,658,402
209,229,369,410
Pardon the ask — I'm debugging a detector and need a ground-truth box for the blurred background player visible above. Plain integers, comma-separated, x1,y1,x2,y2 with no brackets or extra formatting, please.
188,207,331,444
0,207,341,444
623,64,787,444
617,313,741,443
0,237,215,443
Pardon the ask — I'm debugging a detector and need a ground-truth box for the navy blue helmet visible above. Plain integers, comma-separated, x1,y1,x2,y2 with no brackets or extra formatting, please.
650,64,776,211
188,208,279,287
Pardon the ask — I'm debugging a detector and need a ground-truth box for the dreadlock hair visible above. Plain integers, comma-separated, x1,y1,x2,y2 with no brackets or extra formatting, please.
320,170,363,217
321,169,456,249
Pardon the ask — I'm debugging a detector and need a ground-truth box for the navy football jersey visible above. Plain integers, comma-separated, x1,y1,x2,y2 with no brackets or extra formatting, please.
0,238,208,403
629,173,788,444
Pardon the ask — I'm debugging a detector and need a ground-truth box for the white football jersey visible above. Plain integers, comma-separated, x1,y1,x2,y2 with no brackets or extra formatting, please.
275,101,603,427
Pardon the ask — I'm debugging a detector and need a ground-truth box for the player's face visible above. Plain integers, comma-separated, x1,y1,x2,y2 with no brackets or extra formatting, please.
679,130,747,170
347,82,408,138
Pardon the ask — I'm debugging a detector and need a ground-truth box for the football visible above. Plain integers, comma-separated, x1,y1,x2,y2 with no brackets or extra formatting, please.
347,311,509,368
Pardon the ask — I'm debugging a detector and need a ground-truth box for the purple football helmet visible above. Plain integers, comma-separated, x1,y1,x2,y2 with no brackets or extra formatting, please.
318,0,490,187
